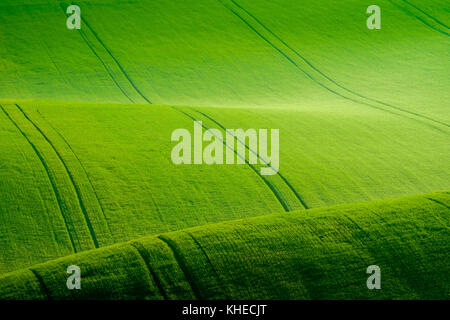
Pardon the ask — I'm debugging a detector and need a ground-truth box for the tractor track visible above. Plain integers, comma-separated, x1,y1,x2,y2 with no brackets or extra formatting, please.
36,109,114,239
58,1,153,104
173,106,292,212
0,104,78,253
16,104,100,249
389,0,449,36
220,0,449,133
194,109,309,209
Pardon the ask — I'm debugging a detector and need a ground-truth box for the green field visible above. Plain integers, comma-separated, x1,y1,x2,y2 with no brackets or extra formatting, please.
1,192,449,300
0,0,449,299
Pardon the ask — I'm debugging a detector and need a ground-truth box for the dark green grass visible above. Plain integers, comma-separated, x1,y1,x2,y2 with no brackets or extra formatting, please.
0,191,448,300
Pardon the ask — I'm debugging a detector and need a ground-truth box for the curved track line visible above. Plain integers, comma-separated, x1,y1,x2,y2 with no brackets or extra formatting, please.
129,242,169,300
400,0,449,29
78,29,135,103
36,109,113,239
173,107,291,212
16,104,100,249
221,0,449,133
59,2,153,104
426,197,450,210
231,0,450,129
388,0,449,36
183,231,230,299
0,104,77,253
28,269,52,300
58,2,134,103
80,16,153,104
157,235,201,299
194,109,309,209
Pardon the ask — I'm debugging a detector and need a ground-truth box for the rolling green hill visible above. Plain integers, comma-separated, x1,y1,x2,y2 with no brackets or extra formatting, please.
0,0,448,299
0,192,448,300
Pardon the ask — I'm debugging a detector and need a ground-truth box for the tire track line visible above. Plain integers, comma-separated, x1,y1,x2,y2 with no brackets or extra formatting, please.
231,0,449,129
183,230,231,299
29,268,52,300
219,3,399,114
426,197,450,211
130,242,169,300
194,109,309,209
220,0,449,132
58,1,135,103
388,0,449,36
36,109,114,240
59,1,153,104
80,16,153,104
157,235,201,300
399,0,449,29
78,29,136,103
173,107,291,212
16,104,100,249
0,104,78,253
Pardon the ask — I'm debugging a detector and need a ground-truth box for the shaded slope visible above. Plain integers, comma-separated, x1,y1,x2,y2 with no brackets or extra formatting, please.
0,191,448,300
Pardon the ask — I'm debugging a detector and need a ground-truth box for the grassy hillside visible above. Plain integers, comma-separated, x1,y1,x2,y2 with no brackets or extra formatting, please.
0,102,288,274
1,1,449,115
1,100,448,275
0,0,448,299
0,192,448,300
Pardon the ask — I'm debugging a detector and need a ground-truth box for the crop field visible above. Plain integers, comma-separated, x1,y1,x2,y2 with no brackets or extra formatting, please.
1,192,449,300
0,0,448,300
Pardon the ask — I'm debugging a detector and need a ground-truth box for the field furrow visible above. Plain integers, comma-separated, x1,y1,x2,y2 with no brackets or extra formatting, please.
0,103,97,252
57,1,152,104
192,108,308,210
23,107,115,247
223,0,450,132
389,0,449,36
175,107,295,211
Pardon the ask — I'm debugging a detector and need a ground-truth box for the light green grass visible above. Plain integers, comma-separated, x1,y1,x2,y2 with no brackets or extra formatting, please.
1,0,448,116
0,0,448,299
0,102,286,274
1,100,448,276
